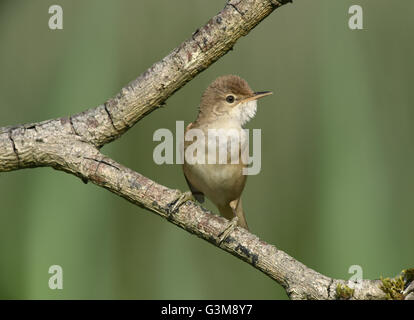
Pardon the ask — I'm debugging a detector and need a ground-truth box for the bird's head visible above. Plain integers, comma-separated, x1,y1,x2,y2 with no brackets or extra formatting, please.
199,75,272,126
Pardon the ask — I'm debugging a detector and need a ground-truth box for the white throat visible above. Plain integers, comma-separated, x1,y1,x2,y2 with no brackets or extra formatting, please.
231,100,257,126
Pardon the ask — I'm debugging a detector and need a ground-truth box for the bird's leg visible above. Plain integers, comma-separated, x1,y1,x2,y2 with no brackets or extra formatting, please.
218,216,239,245
168,191,194,216
232,198,249,230
218,200,249,244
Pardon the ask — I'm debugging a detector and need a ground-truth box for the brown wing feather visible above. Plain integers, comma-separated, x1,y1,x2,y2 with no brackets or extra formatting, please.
184,172,205,203
182,121,205,203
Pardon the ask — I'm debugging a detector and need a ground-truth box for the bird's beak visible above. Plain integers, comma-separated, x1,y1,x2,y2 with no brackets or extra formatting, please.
254,91,273,99
240,91,273,104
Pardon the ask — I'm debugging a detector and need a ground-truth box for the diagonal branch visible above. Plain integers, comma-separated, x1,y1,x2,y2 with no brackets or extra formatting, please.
0,0,292,172
56,151,392,300
69,0,294,148
0,0,411,299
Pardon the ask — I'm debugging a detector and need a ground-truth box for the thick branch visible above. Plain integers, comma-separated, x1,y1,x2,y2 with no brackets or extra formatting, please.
0,120,392,299
68,0,293,148
73,153,390,300
0,0,410,299
0,0,292,172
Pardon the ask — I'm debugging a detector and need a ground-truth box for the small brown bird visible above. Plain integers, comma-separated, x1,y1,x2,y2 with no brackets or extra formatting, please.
173,75,272,231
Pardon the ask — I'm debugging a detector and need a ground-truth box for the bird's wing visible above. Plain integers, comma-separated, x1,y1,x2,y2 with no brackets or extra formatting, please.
184,172,205,203
183,121,205,203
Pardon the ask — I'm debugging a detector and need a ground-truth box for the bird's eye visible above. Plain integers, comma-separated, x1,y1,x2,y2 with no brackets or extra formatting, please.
226,95,235,103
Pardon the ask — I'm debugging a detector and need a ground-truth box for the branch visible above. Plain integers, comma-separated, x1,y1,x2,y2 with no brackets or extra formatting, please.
0,0,411,300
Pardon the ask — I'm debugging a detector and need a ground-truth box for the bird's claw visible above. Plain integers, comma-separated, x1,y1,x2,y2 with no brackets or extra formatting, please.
168,191,194,216
218,216,239,245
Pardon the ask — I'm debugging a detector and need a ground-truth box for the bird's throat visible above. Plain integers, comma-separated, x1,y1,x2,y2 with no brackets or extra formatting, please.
233,99,257,126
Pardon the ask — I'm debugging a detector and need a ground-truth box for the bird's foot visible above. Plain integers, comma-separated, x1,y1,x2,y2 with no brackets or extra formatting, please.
168,191,194,216
218,216,239,245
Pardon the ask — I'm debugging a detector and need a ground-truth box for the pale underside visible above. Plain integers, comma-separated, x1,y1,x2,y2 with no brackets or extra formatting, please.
182,100,256,221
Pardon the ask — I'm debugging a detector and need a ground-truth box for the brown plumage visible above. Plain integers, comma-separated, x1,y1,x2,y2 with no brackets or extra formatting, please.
182,75,272,230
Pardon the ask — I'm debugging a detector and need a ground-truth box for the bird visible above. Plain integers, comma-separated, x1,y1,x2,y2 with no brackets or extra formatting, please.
172,75,272,232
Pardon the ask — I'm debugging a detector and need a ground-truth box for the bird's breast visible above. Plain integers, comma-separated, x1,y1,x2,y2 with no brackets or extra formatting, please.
183,125,248,206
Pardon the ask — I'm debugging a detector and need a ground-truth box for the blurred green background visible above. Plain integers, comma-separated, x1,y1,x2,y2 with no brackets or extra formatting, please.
0,0,413,299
